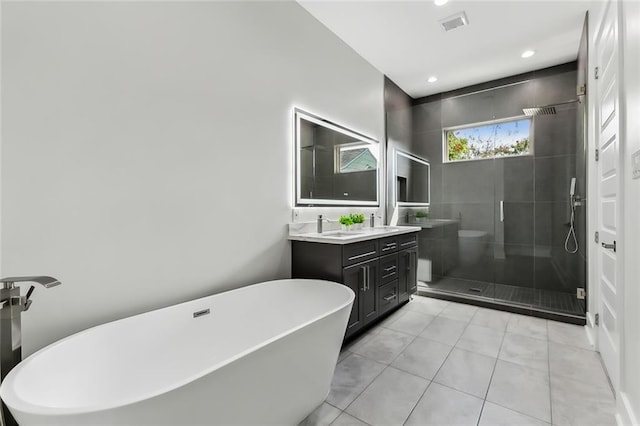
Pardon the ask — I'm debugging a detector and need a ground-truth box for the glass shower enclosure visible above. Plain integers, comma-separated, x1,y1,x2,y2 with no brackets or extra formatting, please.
411,64,587,323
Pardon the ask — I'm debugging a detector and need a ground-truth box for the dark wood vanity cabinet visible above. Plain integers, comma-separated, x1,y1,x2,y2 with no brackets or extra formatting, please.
291,232,418,339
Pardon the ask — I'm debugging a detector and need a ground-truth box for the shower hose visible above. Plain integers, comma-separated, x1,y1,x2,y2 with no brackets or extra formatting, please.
564,195,579,254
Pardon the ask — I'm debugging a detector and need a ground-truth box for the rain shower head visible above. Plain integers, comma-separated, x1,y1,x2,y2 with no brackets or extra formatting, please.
522,99,580,116
523,106,556,116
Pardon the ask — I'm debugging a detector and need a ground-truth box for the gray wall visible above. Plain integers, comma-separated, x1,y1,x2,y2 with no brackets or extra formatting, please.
384,77,413,220
412,63,586,302
1,2,384,355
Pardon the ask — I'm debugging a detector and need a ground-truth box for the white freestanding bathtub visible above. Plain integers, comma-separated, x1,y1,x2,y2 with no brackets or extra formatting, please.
0,279,354,426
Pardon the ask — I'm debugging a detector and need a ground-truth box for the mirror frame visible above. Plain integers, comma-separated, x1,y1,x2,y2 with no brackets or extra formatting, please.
394,150,431,207
294,108,380,207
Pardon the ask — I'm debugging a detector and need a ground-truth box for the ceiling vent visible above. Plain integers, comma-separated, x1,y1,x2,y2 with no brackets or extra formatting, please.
439,12,469,32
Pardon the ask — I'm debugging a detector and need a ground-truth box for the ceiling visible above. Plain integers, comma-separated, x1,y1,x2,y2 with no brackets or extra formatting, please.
297,0,590,98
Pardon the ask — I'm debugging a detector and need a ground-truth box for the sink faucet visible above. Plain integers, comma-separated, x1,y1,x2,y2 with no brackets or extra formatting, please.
0,275,61,426
317,215,331,233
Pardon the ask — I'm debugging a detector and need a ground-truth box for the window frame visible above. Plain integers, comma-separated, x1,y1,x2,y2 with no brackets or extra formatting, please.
442,115,535,164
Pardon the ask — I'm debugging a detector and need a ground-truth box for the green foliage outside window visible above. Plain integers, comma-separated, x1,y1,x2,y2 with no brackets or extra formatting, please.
446,118,531,162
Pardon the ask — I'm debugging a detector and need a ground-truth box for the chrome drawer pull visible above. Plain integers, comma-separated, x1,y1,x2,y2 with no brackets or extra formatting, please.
384,266,397,272
400,241,415,247
365,266,370,291
383,294,397,302
348,251,377,261
361,266,368,291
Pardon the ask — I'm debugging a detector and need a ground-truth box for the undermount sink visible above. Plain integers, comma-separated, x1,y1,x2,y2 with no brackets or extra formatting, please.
288,225,422,244
322,227,404,237
321,231,366,237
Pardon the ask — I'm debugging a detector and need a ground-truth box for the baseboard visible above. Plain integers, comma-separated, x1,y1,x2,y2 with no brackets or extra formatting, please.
616,392,639,426
585,311,597,347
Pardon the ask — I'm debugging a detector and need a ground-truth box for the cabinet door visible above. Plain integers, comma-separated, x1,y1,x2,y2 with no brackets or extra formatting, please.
398,247,418,302
361,259,379,325
398,250,409,303
342,264,364,334
407,247,418,294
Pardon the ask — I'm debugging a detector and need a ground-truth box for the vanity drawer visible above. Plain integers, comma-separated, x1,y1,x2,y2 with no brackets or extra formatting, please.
379,253,399,284
378,280,399,315
398,233,417,249
343,240,379,267
379,236,399,254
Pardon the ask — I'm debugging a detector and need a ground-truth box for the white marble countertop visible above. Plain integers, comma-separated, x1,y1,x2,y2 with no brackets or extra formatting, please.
400,219,459,229
288,225,421,244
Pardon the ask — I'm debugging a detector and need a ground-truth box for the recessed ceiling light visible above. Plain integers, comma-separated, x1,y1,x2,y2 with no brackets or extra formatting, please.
427,76,438,83
521,50,535,58
434,0,449,5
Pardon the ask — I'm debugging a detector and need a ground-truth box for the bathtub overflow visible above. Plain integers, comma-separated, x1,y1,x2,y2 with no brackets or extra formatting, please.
193,308,210,318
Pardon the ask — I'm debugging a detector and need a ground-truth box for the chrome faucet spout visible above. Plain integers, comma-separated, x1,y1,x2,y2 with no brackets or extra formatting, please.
0,276,61,289
317,215,331,233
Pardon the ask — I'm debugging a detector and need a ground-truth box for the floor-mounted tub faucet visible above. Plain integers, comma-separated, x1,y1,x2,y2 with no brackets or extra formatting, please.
0,275,61,426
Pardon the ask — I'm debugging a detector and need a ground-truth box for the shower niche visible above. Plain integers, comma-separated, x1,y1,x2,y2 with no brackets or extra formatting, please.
411,63,587,323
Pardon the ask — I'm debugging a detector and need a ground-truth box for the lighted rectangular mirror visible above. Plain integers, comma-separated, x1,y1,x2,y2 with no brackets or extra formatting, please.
295,109,379,206
395,150,430,206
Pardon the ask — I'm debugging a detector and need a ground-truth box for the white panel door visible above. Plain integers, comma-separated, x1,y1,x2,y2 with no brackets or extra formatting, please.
595,0,621,391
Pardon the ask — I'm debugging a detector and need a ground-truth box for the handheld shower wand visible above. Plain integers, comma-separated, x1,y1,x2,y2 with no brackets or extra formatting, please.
564,178,579,254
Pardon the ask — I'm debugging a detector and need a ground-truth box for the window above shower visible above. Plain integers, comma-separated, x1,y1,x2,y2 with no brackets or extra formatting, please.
444,116,533,163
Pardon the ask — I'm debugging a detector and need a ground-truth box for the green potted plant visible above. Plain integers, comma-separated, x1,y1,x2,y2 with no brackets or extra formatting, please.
350,213,365,229
414,209,429,223
339,213,365,230
339,215,354,230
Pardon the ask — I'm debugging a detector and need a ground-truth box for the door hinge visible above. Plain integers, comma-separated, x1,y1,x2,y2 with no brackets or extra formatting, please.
577,84,587,96
595,231,599,243
595,66,600,80
577,288,586,300
595,149,599,162
595,313,600,326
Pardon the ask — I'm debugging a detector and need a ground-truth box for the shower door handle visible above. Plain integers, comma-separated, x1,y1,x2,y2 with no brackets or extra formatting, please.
500,201,504,222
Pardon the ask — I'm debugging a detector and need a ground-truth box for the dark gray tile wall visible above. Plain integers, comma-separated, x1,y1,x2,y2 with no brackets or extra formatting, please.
409,62,586,315
495,156,534,202
534,155,577,201
534,108,578,157
384,77,414,220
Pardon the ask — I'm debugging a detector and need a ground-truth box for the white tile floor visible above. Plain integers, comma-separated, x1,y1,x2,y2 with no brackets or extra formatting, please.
300,296,615,426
